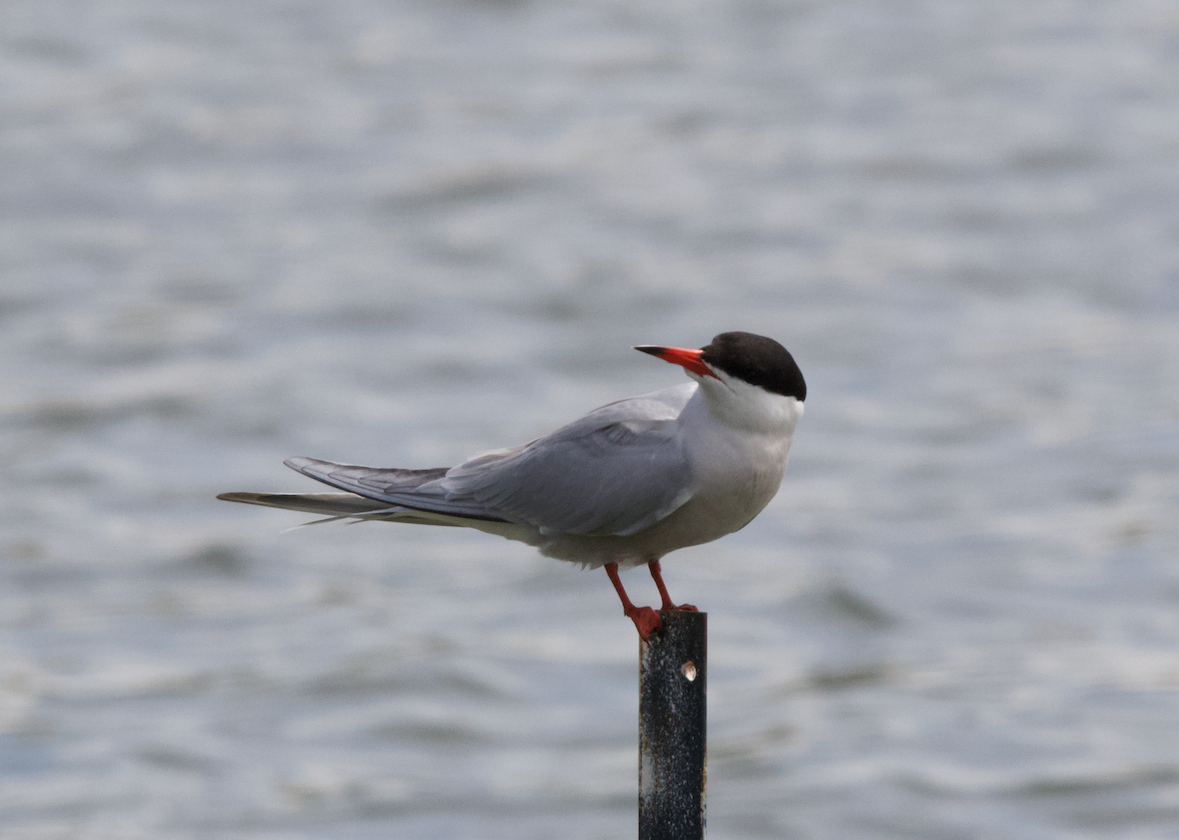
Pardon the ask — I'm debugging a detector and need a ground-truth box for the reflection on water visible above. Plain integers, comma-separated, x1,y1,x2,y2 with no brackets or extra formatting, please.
3,0,1179,837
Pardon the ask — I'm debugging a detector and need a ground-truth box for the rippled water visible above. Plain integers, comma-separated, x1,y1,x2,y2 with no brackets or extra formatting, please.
3,1,1179,837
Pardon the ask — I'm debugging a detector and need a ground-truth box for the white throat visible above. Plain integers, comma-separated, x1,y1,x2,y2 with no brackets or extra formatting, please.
690,370,804,436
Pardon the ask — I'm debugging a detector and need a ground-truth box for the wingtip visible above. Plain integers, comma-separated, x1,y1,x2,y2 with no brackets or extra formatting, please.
218,492,258,503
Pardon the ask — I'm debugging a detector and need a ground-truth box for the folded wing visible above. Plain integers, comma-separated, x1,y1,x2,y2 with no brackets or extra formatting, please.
285,383,698,538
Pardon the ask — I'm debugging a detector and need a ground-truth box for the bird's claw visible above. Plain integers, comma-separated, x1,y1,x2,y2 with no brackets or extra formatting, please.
627,605,699,639
628,606,663,640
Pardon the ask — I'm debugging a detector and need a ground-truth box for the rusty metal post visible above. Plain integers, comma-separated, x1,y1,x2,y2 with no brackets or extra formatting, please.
639,610,706,839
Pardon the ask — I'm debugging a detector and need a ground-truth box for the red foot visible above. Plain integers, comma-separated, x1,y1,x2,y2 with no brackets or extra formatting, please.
605,562,665,640
605,561,699,639
627,606,663,640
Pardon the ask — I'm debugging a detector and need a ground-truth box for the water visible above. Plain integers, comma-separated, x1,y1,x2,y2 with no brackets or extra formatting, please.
3,0,1179,837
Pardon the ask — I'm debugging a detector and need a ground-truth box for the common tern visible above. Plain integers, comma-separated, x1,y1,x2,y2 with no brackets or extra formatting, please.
218,331,806,638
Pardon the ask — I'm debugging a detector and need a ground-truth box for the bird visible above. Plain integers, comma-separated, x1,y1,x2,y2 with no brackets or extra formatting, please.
218,331,805,639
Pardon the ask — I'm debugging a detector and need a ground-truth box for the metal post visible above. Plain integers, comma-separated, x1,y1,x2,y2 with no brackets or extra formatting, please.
639,610,706,840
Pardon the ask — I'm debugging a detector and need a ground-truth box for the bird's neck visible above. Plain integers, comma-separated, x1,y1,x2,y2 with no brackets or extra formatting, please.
688,376,804,438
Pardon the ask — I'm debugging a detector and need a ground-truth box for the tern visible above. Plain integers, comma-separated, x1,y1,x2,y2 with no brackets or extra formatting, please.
218,331,805,638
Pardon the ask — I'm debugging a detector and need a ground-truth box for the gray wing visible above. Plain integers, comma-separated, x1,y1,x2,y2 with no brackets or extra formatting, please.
281,461,511,522
285,383,698,537
440,383,697,536
215,491,462,526
217,491,401,517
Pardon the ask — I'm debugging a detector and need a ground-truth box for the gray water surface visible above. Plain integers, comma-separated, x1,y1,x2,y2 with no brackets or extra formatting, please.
3,1,1179,838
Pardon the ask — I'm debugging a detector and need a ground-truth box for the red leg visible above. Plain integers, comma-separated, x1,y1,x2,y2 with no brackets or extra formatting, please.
604,562,662,639
648,559,697,612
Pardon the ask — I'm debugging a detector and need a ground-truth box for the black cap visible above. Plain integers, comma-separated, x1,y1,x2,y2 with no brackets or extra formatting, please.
700,332,806,401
